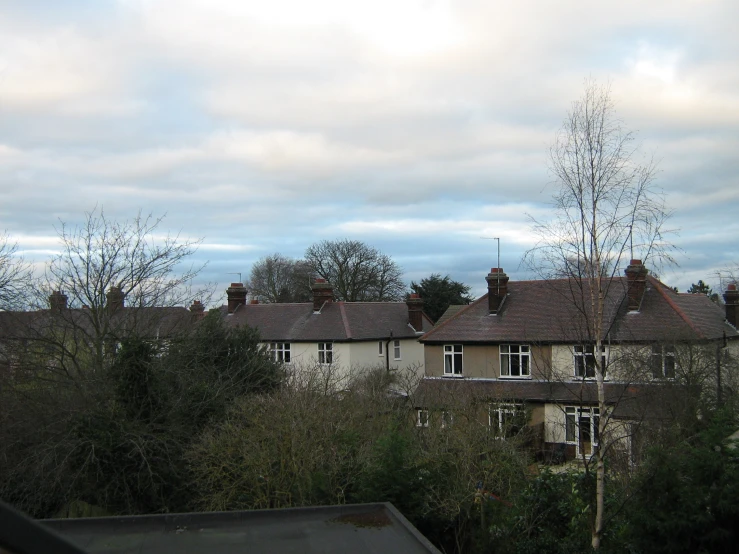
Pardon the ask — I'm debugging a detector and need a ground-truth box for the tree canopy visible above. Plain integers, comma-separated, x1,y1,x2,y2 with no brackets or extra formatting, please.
248,253,313,303
410,274,473,323
304,239,406,301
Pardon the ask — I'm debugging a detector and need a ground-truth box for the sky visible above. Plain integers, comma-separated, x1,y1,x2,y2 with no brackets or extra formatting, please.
1,0,738,303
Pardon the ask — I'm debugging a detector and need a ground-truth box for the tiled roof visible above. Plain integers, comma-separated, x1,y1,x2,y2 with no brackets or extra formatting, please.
413,377,692,419
421,276,737,344
0,307,191,340
223,301,433,342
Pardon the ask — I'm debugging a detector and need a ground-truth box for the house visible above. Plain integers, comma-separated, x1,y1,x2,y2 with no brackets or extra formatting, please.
0,288,194,376
219,279,433,386
416,260,739,461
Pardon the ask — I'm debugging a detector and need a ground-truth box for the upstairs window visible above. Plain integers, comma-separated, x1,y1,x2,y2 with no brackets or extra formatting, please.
378,341,384,356
574,345,606,379
651,345,676,379
318,342,333,365
444,344,463,376
393,340,401,361
500,344,531,378
269,342,291,363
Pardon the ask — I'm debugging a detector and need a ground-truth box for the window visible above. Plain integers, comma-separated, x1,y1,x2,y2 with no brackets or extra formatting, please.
269,342,291,363
490,404,525,438
441,410,454,428
565,406,600,456
500,344,531,378
318,342,333,365
574,345,607,379
444,344,463,376
416,409,429,427
378,341,384,356
393,340,401,360
651,345,676,379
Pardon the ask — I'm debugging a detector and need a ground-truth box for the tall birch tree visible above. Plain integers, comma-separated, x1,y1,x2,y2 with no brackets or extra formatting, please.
524,80,674,549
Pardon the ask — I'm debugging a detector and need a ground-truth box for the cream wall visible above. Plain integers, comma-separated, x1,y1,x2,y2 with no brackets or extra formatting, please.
264,338,425,383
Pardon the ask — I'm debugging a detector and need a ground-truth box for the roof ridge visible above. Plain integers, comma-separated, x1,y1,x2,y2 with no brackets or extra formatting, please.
650,275,706,339
338,302,352,339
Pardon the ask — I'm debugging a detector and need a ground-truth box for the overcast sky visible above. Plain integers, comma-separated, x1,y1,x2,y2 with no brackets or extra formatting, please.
1,0,737,303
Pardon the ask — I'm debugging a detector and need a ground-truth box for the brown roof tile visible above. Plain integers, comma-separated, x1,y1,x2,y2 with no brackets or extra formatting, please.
223,301,433,342
421,276,737,344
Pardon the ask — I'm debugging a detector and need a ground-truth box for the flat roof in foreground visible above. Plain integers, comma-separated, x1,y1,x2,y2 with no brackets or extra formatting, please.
42,503,441,554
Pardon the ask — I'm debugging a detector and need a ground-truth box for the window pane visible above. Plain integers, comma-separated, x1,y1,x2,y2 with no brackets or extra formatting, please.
454,353,463,374
501,354,510,376
566,413,575,442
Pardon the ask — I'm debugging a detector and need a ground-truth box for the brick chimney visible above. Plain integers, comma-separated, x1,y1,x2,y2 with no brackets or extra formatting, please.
49,290,68,312
312,278,333,312
189,299,205,320
625,259,648,311
106,286,124,313
226,283,247,314
486,268,509,314
723,283,739,328
407,293,424,332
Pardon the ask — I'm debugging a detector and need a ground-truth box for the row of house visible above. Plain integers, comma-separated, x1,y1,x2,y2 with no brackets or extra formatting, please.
213,260,738,461
3,260,737,462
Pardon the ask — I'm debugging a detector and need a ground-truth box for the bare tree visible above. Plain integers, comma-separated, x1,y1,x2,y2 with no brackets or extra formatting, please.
0,232,32,310
524,80,674,549
304,239,406,302
28,208,211,377
248,253,313,303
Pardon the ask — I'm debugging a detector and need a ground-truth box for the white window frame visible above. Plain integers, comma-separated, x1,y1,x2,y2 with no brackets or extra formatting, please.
500,344,531,378
443,344,463,377
378,341,384,356
651,344,676,379
416,409,429,428
269,342,291,363
489,403,524,438
318,342,333,365
393,339,401,361
565,406,600,457
573,345,607,379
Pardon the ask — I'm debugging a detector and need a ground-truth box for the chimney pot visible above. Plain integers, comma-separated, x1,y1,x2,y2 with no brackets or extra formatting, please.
485,268,509,314
226,282,248,314
106,286,125,312
406,294,424,332
49,290,68,312
190,299,206,320
625,260,648,311
723,283,739,327
311,278,334,312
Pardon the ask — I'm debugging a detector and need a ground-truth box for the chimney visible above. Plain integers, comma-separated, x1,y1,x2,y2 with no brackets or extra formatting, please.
189,300,206,320
312,278,333,312
407,293,424,332
49,290,68,312
106,286,124,312
625,259,648,311
486,268,509,314
723,283,739,328
226,283,247,314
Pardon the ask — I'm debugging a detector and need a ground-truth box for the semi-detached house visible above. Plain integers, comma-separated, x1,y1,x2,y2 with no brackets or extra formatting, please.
417,260,739,461
220,279,433,386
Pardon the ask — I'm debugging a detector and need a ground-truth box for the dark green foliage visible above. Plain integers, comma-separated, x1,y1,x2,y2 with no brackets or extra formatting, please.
491,470,594,554
687,280,719,303
410,273,474,323
0,313,280,518
112,338,160,422
625,410,739,554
